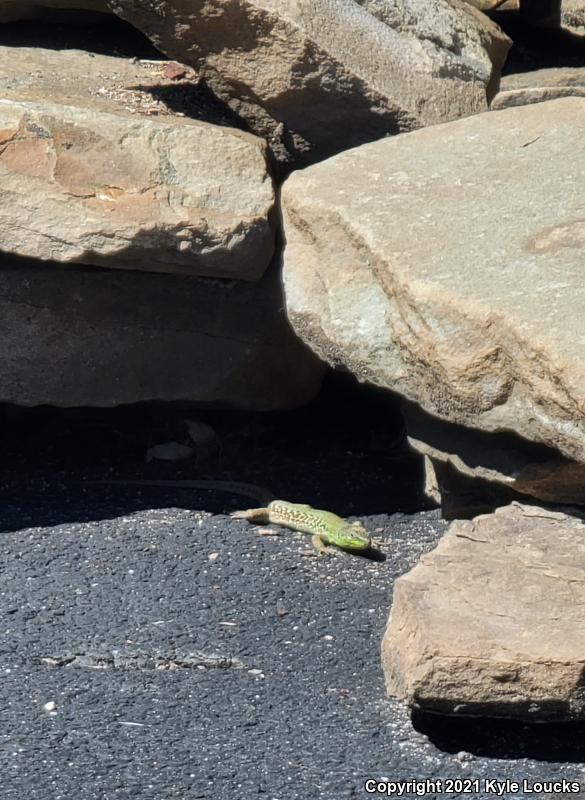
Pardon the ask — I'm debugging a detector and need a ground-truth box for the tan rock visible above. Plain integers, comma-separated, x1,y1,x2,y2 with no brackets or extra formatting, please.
282,98,585,463
382,503,585,720
104,0,510,166
420,451,572,519
0,255,323,407
492,68,585,110
0,47,275,279
562,0,585,30
0,46,201,119
404,401,585,512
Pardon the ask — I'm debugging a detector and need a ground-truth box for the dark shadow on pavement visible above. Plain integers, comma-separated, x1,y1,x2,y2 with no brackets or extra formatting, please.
0,372,429,533
413,709,585,763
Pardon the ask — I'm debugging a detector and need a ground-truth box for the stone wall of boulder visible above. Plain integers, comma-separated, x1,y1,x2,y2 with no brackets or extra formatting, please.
0,0,516,408
103,0,511,167
1,1,584,459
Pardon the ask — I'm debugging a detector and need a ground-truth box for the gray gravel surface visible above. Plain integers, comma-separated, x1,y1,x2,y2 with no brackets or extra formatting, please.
1,481,585,800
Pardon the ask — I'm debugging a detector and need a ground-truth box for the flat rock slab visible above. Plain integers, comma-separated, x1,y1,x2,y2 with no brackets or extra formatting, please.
382,503,585,721
404,401,585,509
0,257,322,407
282,97,585,463
0,45,199,118
492,68,585,110
105,0,510,166
0,47,275,279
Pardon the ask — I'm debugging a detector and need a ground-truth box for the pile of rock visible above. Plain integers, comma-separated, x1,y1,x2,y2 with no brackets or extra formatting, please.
1,0,584,721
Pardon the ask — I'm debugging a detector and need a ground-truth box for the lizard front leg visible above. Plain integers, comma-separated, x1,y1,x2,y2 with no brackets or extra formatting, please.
311,534,341,556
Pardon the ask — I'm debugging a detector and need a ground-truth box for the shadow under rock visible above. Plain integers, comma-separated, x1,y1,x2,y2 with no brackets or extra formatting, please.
0,18,164,59
136,81,252,133
493,10,585,74
413,709,585,763
0,372,429,533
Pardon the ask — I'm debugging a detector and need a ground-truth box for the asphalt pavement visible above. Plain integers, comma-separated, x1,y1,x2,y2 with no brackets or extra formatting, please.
1,392,584,800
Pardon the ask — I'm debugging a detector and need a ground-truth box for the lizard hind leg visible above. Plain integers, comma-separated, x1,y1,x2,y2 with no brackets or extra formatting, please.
230,507,270,523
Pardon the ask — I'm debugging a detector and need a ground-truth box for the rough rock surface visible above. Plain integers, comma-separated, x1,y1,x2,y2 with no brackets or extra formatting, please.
418,453,523,519
404,401,585,509
0,45,237,123
282,98,585,464
382,502,585,720
492,68,585,110
104,0,510,166
0,255,323,407
0,47,275,279
562,0,585,30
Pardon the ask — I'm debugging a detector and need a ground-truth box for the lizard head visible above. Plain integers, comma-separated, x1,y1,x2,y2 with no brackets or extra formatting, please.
340,520,371,550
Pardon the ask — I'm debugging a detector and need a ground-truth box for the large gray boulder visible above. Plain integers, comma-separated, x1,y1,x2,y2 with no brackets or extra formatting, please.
0,47,275,279
282,98,585,465
104,0,510,166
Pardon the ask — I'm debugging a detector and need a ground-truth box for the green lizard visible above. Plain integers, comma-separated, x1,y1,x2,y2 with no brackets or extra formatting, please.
89,480,376,556
231,499,373,556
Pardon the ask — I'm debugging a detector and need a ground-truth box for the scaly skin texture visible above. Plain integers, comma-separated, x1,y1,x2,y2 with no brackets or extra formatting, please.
231,500,372,555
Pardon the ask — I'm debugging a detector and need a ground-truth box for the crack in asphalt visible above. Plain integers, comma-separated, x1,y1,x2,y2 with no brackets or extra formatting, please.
39,650,247,671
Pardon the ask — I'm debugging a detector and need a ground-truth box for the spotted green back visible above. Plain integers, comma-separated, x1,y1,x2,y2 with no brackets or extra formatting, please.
267,500,370,550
